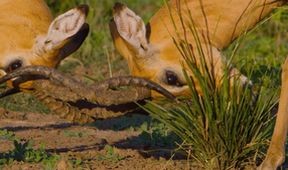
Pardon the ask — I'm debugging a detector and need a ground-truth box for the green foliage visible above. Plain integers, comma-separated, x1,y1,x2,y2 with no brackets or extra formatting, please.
145,81,277,169
0,129,19,141
69,158,83,167
0,130,60,168
132,120,180,148
143,3,282,169
63,130,86,138
96,145,125,163
0,92,50,114
224,7,288,87
91,114,180,148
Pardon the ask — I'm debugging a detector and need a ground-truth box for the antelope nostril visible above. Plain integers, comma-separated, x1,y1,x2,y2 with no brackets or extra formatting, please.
77,4,89,16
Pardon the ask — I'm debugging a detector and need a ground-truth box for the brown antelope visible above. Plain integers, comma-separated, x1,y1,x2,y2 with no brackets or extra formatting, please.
110,0,287,169
0,0,175,123
0,0,89,89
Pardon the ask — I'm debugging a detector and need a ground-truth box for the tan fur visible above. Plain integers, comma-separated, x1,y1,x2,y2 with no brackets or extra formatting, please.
0,0,89,89
149,0,282,49
110,1,287,169
0,0,52,69
111,0,283,97
0,0,51,89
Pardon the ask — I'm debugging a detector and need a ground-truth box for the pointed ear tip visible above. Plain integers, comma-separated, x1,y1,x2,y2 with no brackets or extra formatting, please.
77,4,89,16
113,2,126,13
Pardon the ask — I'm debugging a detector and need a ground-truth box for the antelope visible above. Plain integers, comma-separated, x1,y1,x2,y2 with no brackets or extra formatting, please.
0,0,175,123
110,0,287,169
0,0,89,87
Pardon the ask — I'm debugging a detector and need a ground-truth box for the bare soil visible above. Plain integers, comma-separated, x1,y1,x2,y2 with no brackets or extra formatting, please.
0,108,194,170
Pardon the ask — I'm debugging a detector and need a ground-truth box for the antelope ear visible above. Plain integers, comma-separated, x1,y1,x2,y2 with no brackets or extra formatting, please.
35,5,89,61
111,3,148,54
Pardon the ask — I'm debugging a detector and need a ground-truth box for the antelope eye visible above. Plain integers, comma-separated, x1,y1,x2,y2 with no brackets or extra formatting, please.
165,70,184,87
6,60,22,73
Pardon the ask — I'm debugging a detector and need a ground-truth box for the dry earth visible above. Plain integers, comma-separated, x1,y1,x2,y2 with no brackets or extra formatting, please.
0,108,194,170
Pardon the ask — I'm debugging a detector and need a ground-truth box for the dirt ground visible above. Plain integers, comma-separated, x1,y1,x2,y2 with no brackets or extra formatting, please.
0,108,194,170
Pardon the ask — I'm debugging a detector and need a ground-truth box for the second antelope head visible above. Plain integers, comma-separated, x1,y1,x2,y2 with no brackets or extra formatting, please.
110,0,283,97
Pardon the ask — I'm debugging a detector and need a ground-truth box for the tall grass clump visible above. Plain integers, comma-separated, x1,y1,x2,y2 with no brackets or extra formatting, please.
144,2,279,169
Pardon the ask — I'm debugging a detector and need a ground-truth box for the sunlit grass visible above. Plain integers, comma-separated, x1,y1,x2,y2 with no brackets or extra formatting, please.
224,6,288,88
145,70,278,169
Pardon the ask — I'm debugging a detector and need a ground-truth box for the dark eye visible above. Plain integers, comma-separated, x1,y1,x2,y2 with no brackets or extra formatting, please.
6,60,22,73
165,70,183,87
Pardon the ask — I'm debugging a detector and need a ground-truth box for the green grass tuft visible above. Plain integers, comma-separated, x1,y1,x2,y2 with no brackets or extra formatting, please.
96,145,125,163
0,130,60,168
144,79,278,169
143,2,283,169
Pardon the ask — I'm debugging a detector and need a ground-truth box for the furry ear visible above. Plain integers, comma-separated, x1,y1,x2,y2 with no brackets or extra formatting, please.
111,3,148,54
34,5,89,61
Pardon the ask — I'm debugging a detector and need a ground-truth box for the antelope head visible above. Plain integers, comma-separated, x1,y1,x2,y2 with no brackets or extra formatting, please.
0,0,89,90
0,0,176,123
110,0,283,97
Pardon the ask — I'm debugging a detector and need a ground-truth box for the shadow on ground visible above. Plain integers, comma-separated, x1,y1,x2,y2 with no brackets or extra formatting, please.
0,110,183,161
